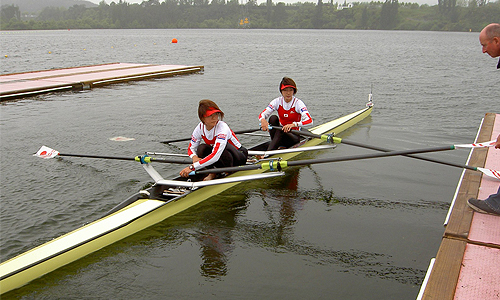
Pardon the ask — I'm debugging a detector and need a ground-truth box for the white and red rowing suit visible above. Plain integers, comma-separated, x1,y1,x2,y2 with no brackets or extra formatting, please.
188,120,242,170
258,96,313,130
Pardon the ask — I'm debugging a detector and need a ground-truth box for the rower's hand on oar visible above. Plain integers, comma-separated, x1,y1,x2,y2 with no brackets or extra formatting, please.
180,166,192,177
260,119,269,132
282,123,295,132
181,155,200,177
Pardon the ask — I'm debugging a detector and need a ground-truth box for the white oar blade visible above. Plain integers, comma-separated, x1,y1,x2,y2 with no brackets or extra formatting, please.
34,146,59,159
454,140,497,148
477,167,500,180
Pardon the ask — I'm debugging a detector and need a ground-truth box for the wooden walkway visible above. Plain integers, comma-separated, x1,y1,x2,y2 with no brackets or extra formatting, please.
418,113,500,300
0,63,204,101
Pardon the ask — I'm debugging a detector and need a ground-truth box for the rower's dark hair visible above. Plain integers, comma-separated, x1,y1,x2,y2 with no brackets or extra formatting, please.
198,99,224,122
279,77,297,94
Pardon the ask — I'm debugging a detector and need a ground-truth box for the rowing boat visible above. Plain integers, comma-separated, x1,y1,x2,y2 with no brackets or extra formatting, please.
0,102,373,293
0,101,373,294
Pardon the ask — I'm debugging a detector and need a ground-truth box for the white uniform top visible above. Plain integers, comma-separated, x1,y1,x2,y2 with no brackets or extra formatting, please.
188,120,242,170
258,96,313,127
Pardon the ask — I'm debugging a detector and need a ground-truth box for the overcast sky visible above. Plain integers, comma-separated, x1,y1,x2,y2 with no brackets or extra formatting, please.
86,0,439,7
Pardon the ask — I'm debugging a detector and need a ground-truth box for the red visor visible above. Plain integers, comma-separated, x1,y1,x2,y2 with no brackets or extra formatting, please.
204,107,222,117
280,84,296,91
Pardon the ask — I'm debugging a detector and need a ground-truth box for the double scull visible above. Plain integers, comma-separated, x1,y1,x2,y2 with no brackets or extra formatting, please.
0,101,373,294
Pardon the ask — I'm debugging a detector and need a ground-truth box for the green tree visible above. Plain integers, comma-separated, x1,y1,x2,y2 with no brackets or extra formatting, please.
38,7,65,21
313,0,323,28
1,4,21,22
0,0,498,31
273,2,287,27
380,0,398,29
360,6,368,29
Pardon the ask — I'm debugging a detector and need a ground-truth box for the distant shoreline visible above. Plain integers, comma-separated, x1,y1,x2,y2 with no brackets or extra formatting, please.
1,0,498,32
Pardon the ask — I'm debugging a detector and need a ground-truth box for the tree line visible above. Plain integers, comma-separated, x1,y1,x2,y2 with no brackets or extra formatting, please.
1,0,498,31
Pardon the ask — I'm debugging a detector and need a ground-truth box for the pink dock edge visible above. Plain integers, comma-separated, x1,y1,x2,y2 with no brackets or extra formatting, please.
454,114,500,300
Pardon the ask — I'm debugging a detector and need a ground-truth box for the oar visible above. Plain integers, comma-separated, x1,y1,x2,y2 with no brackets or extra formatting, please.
34,146,192,164
147,145,336,158
271,125,498,178
160,128,262,144
190,145,457,176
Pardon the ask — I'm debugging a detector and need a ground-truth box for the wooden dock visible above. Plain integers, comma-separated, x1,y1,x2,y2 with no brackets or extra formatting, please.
418,113,500,300
0,63,204,101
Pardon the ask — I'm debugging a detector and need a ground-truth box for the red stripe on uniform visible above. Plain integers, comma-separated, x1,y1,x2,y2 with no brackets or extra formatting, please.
302,113,313,125
199,142,221,166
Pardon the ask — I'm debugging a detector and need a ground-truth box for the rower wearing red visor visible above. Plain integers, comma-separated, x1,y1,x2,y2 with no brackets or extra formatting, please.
258,77,313,151
180,100,248,180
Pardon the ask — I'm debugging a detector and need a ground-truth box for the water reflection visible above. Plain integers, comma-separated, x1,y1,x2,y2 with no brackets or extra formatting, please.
184,170,304,279
192,204,241,279
187,168,434,285
181,192,245,279
259,169,304,247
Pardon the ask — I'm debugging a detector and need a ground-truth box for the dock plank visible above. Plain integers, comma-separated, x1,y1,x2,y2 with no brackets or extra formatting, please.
443,113,495,239
0,63,142,82
421,238,467,300
0,63,204,100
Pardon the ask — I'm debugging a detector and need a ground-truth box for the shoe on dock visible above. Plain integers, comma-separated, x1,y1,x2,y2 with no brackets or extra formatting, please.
467,198,500,216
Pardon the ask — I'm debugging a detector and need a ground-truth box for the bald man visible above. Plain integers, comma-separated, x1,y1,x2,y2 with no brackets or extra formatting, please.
467,23,500,216
479,23,500,69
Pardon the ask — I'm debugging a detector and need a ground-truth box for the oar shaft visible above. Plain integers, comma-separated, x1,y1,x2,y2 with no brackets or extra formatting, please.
58,153,191,164
335,140,478,172
274,125,477,172
160,137,193,144
160,128,261,144
150,157,192,164
286,145,455,166
192,145,455,175
269,125,320,140
193,164,260,175
59,153,136,161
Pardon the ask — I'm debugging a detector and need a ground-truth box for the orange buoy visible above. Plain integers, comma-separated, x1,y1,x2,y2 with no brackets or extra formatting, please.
171,38,178,44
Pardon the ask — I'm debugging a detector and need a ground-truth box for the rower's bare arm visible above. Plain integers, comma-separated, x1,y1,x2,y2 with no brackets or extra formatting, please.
260,119,269,131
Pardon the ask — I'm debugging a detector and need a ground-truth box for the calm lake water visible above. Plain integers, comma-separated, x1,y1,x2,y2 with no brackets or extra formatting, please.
1,29,498,299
